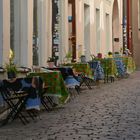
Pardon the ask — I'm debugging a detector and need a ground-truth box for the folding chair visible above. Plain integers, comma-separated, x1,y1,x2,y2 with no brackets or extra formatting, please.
0,86,29,125
1,78,41,125
101,59,115,83
64,76,80,99
33,76,54,111
76,73,93,89
48,67,81,95
114,58,129,78
89,61,104,83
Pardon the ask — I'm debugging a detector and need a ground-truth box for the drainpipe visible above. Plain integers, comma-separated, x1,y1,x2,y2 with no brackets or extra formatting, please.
127,0,133,55
127,0,130,50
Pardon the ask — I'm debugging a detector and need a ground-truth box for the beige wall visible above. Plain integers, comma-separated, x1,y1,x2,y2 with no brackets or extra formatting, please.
59,0,69,64
13,0,52,67
63,0,123,61
38,0,52,66
0,0,124,68
0,0,10,66
132,0,140,69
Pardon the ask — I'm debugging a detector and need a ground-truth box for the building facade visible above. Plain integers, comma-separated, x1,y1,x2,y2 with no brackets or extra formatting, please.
132,0,140,69
0,0,125,68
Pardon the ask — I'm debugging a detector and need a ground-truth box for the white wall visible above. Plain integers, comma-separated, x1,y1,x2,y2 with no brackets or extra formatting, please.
73,0,122,58
38,0,52,66
20,0,33,67
0,0,10,66
111,0,123,53
14,0,52,67
0,0,123,67
73,0,113,59
59,0,69,64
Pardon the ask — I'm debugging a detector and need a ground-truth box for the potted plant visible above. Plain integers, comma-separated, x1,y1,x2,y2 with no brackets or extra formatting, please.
47,56,56,68
5,50,17,79
5,63,17,79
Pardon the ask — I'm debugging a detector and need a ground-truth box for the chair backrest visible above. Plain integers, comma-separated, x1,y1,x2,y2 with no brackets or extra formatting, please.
0,85,13,102
3,78,23,91
31,76,44,97
88,61,99,70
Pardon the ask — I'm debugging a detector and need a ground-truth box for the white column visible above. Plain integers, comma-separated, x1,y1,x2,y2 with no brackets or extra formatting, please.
0,0,10,66
14,0,21,66
38,0,52,66
76,0,84,60
19,0,33,67
59,0,69,63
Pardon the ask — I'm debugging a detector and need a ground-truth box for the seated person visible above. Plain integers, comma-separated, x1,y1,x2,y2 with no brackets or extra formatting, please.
124,48,132,56
107,52,113,58
25,76,42,110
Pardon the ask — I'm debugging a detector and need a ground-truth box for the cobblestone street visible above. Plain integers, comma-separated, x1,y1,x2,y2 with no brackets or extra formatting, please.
0,71,140,140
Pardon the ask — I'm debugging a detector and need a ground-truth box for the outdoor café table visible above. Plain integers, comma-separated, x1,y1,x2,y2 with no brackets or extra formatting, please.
47,67,80,93
48,66,75,80
88,61,104,81
122,56,136,74
64,63,94,79
99,58,118,79
113,57,126,77
27,71,69,103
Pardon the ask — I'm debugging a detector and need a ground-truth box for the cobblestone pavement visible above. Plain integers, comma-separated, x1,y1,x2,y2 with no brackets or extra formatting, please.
0,71,140,140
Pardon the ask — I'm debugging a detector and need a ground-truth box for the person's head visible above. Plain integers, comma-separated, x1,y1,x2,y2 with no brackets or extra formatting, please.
108,52,112,55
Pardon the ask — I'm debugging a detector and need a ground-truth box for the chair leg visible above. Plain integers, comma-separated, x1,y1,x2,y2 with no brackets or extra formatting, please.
46,96,55,107
2,99,29,125
11,99,29,124
41,99,51,111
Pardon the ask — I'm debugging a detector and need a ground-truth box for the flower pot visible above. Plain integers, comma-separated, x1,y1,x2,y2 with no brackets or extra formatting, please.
97,53,102,59
48,62,55,68
66,58,72,63
80,56,86,63
7,71,16,79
